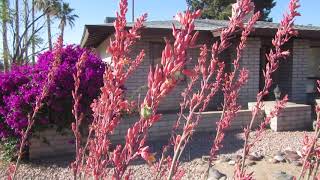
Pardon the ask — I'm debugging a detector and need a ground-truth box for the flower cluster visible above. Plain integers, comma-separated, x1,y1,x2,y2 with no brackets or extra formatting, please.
0,45,104,139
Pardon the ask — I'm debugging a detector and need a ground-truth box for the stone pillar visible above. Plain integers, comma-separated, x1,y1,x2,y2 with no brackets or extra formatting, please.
292,39,310,103
239,37,261,107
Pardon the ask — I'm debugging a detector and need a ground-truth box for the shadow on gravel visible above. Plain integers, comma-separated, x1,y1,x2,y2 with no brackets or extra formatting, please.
132,130,245,165
23,153,74,168
24,130,244,167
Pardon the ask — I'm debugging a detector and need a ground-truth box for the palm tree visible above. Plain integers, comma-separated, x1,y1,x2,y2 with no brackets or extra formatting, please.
1,0,9,71
14,0,19,64
23,0,29,62
56,2,78,38
31,0,35,64
35,0,60,51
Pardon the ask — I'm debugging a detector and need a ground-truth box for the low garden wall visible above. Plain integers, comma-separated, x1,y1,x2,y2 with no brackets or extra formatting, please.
29,129,75,159
29,110,263,159
248,101,312,131
29,102,311,159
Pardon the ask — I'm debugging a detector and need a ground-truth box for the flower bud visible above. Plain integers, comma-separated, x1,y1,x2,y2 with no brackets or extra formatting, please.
140,105,152,119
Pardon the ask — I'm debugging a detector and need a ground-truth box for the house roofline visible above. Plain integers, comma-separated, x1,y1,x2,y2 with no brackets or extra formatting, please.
80,20,320,48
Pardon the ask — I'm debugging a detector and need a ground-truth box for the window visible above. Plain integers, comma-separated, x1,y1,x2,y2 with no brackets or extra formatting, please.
149,41,187,82
150,42,165,67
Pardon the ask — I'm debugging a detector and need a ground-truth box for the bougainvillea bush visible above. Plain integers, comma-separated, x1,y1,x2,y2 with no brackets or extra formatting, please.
0,45,104,139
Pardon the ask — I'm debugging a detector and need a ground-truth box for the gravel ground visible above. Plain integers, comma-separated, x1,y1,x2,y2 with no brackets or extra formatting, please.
0,130,314,179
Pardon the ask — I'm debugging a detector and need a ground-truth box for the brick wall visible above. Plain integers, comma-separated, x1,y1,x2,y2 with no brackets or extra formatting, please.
29,110,263,159
124,40,217,112
238,37,261,107
29,129,74,159
292,39,310,103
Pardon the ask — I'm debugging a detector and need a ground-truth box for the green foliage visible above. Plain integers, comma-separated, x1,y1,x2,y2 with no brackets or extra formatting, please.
186,0,276,22
56,2,79,30
253,0,276,22
0,136,19,162
0,0,10,22
186,0,234,20
141,105,152,119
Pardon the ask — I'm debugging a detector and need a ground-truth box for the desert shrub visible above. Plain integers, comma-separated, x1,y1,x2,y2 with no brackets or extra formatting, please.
0,136,19,162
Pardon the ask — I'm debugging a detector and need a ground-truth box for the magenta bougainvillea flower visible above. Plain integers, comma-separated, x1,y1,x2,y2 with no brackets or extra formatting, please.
0,45,104,138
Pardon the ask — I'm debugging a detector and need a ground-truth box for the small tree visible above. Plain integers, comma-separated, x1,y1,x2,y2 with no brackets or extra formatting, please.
56,2,78,38
186,0,276,21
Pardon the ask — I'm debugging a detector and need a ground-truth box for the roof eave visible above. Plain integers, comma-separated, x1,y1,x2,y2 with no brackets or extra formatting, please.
211,27,320,39
80,26,89,48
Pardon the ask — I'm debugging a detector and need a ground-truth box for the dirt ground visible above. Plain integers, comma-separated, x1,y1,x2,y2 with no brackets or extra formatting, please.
214,159,301,180
0,130,314,179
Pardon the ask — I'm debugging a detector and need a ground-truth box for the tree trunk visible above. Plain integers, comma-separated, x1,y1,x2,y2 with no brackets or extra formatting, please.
23,0,28,63
1,0,9,71
61,23,65,39
14,0,19,65
47,13,52,51
31,0,35,64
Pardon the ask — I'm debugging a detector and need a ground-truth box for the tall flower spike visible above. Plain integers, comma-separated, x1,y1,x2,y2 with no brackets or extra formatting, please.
8,36,64,180
109,9,202,180
157,1,259,179
298,80,320,179
237,0,300,178
70,51,88,178
83,0,147,179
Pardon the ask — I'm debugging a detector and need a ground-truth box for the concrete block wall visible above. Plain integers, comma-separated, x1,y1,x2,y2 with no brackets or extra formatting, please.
267,103,312,131
238,38,261,107
292,39,310,103
249,101,312,132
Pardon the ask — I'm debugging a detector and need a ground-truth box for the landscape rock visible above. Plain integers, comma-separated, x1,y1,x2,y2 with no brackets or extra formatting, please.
291,161,302,166
296,150,302,157
269,158,279,164
202,155,210,162
207,167,227,180
272,171,294,180
274,155,285,162
228,160,236,165
246,161,256,166
235,154,242,161
284,150,300,162
216,156,231,163
248,152,263,161
274,151,284,157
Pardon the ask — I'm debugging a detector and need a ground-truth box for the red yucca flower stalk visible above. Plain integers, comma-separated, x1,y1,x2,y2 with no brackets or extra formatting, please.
70,52,88,178
8,37,64,180
160,1,260,179
109,9,201,180
210,2,260,161
82,0,147,179
299,80,320,179
236,0,300,178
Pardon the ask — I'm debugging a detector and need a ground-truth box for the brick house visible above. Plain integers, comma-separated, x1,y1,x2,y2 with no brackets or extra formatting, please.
29,19,320,159
80,19,320,112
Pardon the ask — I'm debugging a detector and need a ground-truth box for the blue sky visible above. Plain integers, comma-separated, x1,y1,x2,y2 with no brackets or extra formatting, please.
32,0,320,45
1,0,319,54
